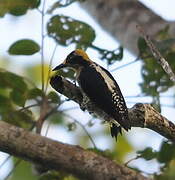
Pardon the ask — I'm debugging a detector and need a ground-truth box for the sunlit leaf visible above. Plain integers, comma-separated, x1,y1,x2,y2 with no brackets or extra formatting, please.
113,135,133,162
8,39,40,55
47,15,95,49
25,64,50,84
11,158,38,180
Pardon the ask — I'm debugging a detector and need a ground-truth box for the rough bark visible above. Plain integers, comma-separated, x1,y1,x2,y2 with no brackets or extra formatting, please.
50,75,175,143
80,0,175,55
0,120,149,180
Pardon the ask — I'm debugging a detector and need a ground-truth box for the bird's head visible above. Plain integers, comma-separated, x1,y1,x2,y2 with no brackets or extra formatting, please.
53,49,91,71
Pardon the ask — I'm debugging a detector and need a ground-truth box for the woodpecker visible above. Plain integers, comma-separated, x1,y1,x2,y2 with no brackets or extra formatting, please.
53,49,131,139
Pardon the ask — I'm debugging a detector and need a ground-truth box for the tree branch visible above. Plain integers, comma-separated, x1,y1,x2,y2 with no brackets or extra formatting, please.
0,120,149,180
80,0,175,55
50,75,175,143
136,25,175,83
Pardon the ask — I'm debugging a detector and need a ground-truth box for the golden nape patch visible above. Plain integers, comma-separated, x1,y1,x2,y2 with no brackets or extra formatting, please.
75,49,91,61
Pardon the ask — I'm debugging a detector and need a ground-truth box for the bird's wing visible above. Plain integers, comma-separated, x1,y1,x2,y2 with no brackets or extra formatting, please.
78,64,130,130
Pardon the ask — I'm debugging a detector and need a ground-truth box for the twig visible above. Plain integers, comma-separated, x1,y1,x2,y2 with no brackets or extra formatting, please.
61,112,97,149
110,57,140,72
124,156,140,166
136,25,175,83
41,0,47,92
36,102,61,134
18,104,39,112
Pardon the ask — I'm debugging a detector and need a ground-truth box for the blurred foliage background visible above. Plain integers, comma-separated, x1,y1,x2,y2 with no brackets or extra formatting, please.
0,0,175,180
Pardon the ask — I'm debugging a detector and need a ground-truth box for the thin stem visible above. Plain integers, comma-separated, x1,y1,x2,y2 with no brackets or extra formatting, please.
45,120,52,137
18,103,39,112
45,44,58,94
124,156,139,166
110,57,140,72
62,112,97,149
41,0,47,92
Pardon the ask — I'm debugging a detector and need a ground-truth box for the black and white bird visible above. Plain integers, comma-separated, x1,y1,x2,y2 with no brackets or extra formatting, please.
53,49,131,139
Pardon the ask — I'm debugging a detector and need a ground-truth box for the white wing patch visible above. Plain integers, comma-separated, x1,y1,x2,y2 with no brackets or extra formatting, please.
91,64,116,92
90,63,127,114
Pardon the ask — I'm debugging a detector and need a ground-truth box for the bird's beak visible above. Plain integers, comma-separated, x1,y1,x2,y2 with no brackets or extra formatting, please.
52,60,67,71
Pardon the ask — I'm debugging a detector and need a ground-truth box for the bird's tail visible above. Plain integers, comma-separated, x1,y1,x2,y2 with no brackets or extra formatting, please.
110,123,122,141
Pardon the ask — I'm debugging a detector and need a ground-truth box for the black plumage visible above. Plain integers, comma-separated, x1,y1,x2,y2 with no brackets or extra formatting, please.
78,64,130,132
52,49,131,139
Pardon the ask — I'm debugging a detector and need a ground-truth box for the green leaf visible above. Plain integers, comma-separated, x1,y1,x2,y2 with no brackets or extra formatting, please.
10,158,38,180
0,70,28,92
47,91,60,103
3,109,34,129
10,89,27,107
27,88,44,99
138,26,175,108
8,39,40,55
0,95,13,114
137,37,148,56
0,0,40,17
47,15,95,49
98,46,123,65
137,147,157,160
50,113,64,125
157,141,175,164
113,134,133,162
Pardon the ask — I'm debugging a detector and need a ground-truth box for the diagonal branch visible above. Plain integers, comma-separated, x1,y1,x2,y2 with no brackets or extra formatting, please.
50,75,175,143
0,120,149,180
136,25,175,83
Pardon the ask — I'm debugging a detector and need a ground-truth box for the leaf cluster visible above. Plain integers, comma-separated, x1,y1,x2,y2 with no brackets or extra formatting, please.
138,26,175,109
137,141,175,179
